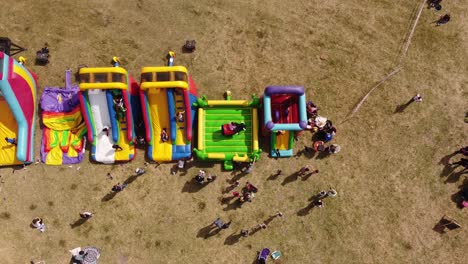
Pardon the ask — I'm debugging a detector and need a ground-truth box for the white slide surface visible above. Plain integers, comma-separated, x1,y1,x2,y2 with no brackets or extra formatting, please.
88,89,115,163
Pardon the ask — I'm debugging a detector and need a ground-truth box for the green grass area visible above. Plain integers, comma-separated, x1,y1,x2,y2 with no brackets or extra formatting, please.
0,0,467,263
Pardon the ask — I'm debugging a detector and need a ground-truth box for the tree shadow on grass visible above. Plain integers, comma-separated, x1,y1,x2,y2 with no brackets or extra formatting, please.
70,218,89,229
197,224,221,239
224,232,242,245
281,172,300,186
181,180,208,193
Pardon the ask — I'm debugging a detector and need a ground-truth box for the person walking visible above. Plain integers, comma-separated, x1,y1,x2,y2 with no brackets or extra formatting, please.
435,14,450,26
326,144,341,154
213,218,231,229
79,212,93,219
31,217,46,232
195,170,206,184
328,188,338,197
135,168,146,175
112,183,127,192
315,199,324,208
298,166,310,176
240,229,249,237
313,141,326,152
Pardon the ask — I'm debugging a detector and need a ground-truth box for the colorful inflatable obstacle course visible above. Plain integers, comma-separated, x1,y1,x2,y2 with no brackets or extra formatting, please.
0,52,37,166
78,63,136,163
139,52,197,162
263,86,307,157
40,70,86,165
193,91,261,170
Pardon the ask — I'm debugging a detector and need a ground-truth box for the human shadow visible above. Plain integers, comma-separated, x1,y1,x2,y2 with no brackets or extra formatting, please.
101,191,118,202
444,169,468,184
267,171,282,181
181,180,209,193
223,199,243,211
315,151,331,160
297,202,316,216
248,225,263,236
439,153,457,177
230,170,250,183
224,232,242,245
297,146,317,159
281,172,300,186
394,99,413,113
197,224,221,239
220,196,236,205
70,218,89,229
123,173,143,186
263,215,277,226
222,184,237,194
301,172,315,181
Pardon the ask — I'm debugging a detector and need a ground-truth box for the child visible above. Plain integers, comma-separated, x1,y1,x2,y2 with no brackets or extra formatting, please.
161,128,169,142
4,137,17,145
102,127,110,137
112,144,123,151
298,166,310,176
176,111,185,122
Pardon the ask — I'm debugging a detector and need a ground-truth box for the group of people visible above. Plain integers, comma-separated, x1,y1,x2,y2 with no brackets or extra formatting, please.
314,189,338,208
232,181,258,203
427,0,451,26
194,170,216,184
304,101,341,156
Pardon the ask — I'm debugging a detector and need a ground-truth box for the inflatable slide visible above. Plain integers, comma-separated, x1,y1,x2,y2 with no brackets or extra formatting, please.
40,70,86,165
263,86,307,157
140,66,197,162
193,92,261,170
0,52,37,166
78,66,136,163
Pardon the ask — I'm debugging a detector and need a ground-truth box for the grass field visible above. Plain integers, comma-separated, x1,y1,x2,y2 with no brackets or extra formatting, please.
0,0,467,263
